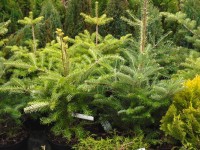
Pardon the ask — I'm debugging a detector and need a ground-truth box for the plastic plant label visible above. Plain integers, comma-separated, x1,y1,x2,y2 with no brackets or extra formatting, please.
137,148,145,150
101,120,112,132
72,113,94,121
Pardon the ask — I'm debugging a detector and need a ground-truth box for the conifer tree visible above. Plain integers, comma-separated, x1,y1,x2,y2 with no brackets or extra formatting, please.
0,20,30,137
2,14,130,140
78,0,183,132
18,12,43,54
81,1,113,45
21,30,129,140
23,2,131,137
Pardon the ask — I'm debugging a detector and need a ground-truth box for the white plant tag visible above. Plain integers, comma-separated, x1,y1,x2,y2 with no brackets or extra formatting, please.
72,113,94,121
101,120,112,132
137,148,145,150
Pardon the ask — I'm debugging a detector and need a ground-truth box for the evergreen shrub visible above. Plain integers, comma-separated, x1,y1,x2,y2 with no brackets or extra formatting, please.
161,75,200,149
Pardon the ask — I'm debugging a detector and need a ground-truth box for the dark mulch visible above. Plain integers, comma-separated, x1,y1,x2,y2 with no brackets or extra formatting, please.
46,131,77,146
0,125,28,145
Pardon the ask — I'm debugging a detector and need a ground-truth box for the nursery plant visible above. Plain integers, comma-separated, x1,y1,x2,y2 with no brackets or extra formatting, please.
82,46,182,137
0,12,45,96
0,11,76,142
0,20,29,148
2,0,200,149
21,3,130,144
23,30,129,140
81,0,183,133
161,75,200,149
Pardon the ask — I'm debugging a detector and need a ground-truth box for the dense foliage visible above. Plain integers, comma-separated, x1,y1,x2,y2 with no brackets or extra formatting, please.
161,76,200,149
1,0,200,149
73,133,148,150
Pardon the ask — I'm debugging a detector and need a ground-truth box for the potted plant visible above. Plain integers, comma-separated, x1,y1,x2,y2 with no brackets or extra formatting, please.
79,1,183,144
23,6,130,147
1,4,129,148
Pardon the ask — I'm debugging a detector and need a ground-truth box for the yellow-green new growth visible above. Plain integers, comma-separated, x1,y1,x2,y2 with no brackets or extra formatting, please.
161,75,200,149
56,28,69,76
0,20,11,36
0,20,11,47
80,1,113,45
18,12,44,25
18,12,44,54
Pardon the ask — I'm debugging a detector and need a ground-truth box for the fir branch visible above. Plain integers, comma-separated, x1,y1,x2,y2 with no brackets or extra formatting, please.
18,12,43,54
24,102,49,113
0,20,11,36
80,1,113,45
